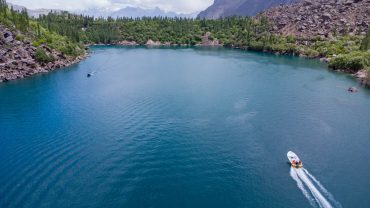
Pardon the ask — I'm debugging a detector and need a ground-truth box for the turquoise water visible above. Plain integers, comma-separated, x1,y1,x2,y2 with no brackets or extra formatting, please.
1,46,370,208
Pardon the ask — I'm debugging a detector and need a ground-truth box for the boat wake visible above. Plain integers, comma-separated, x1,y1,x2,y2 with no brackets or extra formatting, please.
290,168,317,207
303,169,342,208
290,167,341,208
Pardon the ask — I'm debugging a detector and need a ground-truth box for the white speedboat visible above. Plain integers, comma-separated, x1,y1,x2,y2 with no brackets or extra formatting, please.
287,151,303,168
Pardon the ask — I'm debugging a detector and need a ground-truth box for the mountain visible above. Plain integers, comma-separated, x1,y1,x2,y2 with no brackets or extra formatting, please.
260,0,370,38
79,7,197,18
8,3,61,17
9,3,197,18
197,0,298,19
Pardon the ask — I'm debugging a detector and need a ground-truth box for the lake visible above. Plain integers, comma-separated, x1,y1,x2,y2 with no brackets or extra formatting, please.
1,46,370,208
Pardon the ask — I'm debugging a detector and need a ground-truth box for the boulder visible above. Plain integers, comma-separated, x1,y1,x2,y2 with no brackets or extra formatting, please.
3,31,14,43
116,40,139,46
146,39,162,46
348,87,359,93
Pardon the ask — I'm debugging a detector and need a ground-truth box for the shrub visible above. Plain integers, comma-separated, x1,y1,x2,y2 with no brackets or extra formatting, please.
329,52,370,72
248,41,264,51
305,48,320,58
297,47,320,58
32,38,46,47
286,35,296,44
35,47,54,63
15,34,25,41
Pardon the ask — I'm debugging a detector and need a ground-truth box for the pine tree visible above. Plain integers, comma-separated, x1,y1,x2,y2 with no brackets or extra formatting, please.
360,28,370,51
0,0,8,18
37,23,41,37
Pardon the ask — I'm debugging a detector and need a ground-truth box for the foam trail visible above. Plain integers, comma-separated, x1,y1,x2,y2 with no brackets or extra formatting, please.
290,167,317,207
304,169,342,208
296,169,332,208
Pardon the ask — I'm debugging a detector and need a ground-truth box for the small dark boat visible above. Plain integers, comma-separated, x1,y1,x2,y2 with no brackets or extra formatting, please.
348,87,359,93
87,73,92,78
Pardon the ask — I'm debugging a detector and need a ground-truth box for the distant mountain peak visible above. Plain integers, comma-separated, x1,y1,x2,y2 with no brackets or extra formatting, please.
75,6,198,18
7,3,198,18
8,3,62,17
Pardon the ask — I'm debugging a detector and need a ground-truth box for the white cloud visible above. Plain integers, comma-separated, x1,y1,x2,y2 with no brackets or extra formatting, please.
8,0,214,13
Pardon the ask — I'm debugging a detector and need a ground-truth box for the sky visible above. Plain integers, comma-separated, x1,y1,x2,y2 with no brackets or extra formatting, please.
8,0,214,13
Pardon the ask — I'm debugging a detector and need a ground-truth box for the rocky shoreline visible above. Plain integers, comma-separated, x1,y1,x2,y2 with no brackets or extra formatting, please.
2,25,368,87
0,25,88,83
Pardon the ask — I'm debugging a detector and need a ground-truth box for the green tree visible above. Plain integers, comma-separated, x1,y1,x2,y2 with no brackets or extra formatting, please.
360,28,370,51
35,47,55,63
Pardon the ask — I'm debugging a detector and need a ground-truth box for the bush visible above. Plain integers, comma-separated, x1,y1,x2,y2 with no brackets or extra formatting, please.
32,38,46,47
304,48,320,58
329,52,370,72
248,41,264,51
35,47,55,63
297,47,320,58
15,34,25,41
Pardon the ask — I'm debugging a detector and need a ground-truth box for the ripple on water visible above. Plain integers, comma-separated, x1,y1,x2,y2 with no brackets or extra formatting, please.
1,47,370,208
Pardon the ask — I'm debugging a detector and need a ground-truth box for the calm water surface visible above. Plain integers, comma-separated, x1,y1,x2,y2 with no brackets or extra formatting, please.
1,46,370,208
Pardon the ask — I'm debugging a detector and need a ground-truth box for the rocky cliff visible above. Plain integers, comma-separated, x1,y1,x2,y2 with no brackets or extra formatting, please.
197,0,297,19
0,25,86,82
260,0,370,38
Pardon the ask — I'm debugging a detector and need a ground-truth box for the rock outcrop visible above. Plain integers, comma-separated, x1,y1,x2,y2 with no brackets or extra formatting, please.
144,40,186,46
198,0,298,19
0,25,86,82
260,0,370,38
115,40,139,46
197,32,223,46
356,69,370,86
146,39,162,46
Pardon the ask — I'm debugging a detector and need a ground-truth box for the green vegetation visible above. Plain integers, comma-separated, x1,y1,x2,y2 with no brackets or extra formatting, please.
37,12,369,66
0,0,29,32
360,28,370,51
35,47,55,63
1,0,369,73
37,13,275,45
0,0,85,61
329,52,370,72
327,34,370,72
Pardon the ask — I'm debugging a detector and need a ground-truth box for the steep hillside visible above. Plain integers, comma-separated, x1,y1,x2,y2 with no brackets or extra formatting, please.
260,0,370,38
0,25,85,82
197,0,297,19
0,0,86,82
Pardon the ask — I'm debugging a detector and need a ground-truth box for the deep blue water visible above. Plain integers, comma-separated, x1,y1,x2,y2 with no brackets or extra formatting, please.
1,46,370,208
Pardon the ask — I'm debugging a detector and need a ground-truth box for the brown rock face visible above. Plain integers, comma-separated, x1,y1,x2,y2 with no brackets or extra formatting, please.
260,0,370,38
0,24,86,82
146,39,162,46
197,32,223,46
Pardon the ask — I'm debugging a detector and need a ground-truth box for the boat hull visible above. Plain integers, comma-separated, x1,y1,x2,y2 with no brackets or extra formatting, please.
287,151,303,168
